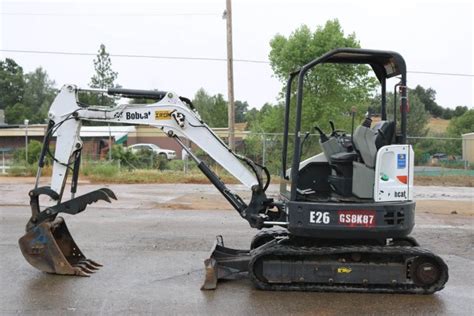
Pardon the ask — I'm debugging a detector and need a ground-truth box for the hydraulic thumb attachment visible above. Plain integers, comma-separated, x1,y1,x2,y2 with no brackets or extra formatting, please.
19,186,117,276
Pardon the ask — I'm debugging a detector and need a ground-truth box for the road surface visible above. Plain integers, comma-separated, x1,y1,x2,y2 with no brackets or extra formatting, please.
0,180,473,315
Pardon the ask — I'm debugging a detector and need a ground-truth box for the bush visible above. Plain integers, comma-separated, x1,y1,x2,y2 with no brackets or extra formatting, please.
8,163,39,176
413,145,430,165
111,145,169,170
81,162,120,178
135,148,159,169
166,159,197,171
111,144,139,169
440,160,473,170
13,140,43,164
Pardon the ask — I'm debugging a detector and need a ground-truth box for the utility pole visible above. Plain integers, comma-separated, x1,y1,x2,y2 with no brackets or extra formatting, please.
24,119,29,163
108,123,112,161
224,0,235,150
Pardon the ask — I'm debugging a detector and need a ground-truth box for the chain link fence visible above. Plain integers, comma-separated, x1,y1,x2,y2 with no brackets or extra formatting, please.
1,131,473,177
241,132,473,176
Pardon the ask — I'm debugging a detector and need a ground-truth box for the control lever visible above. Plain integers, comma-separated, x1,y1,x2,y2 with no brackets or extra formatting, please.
314,126,328,143
328,121,346,137
351,106,356,142
329,121,336,135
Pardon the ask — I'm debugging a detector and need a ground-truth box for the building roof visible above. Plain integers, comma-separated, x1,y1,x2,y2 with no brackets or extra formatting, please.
0,124,136,141
77,126,136,140
0,124,250,141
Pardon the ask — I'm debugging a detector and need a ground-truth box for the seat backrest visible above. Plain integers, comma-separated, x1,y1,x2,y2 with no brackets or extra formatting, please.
352,125,377,168
373,121,395,149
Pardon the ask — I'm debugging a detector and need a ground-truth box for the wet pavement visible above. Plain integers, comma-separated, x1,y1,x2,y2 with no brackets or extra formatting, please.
0,182,473,315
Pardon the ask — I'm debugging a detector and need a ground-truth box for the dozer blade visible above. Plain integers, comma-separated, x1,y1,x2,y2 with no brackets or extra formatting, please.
19,216,102,276
201,236,251,290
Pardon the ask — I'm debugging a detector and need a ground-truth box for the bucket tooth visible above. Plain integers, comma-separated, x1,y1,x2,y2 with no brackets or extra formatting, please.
77,259,101,270
73,263,96,274
99,188,117,200
73,268,92,277
84,259,103,268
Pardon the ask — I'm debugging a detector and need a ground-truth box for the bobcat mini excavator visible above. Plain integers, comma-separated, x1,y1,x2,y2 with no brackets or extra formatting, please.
19,48,448,294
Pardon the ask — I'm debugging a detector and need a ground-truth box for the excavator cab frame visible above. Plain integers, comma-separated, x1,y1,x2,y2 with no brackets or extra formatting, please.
281,48,408,197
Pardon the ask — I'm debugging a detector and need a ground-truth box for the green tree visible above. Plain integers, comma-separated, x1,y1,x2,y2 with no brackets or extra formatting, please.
248,103,285,133
250,19,377,168
412,85,444,117
243,103,286,173
371,89,430,137
23,67,56,123
4,67,56,124
452,105,468,118
235,100,249,123
441,108,453,119
192,88,228,127
447,109,474,136
0,58,25,110
4,102,32,124
88,43,119,106
245,107,259,129
90,44,118,89
406,94,430,137
445,109,474,155
268,20,376,135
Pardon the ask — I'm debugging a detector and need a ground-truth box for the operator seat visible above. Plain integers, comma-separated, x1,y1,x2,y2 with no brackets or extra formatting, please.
352,119,395,168
374,120,395,149
351,118,395,199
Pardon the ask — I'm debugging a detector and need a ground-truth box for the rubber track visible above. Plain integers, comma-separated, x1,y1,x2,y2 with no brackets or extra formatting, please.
250,228,289,249
249,243,449,294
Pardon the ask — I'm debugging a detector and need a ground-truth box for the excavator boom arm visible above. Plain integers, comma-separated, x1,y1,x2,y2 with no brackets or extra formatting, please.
36,85,279,228
48,85,259,193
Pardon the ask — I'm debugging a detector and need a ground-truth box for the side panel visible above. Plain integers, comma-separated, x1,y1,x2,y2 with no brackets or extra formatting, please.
374,145,414,202
287,200,415,239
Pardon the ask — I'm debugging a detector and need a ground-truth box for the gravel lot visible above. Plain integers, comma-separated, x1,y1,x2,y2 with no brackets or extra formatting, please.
0,180,473,315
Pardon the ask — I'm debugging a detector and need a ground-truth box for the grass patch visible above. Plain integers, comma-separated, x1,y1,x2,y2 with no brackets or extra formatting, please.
415,175,473,187
82,163,120,178
84,168,239,184
4,161,472,188
427,117,450,134
7,164,52,177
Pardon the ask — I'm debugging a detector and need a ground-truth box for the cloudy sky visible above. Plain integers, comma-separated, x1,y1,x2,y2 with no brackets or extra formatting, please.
1,0,473,109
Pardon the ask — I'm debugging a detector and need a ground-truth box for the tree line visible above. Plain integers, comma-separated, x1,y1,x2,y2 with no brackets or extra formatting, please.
1,19,471,148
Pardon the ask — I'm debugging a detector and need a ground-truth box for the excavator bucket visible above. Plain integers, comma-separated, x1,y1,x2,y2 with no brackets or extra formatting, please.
19,217,101,276
19,187,116,276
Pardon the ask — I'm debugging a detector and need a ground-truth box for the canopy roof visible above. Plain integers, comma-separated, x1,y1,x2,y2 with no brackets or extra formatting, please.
303,48,406,82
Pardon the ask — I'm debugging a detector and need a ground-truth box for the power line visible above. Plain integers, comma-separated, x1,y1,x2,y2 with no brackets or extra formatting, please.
0,49,269,64
0,49,472,76
1,12,217,17
407,70,473,77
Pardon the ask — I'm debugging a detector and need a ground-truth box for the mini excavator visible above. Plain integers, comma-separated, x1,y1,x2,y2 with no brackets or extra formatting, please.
19,48,448,294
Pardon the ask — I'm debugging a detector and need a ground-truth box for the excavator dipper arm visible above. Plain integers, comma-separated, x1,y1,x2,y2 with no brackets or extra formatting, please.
19,85,283,277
